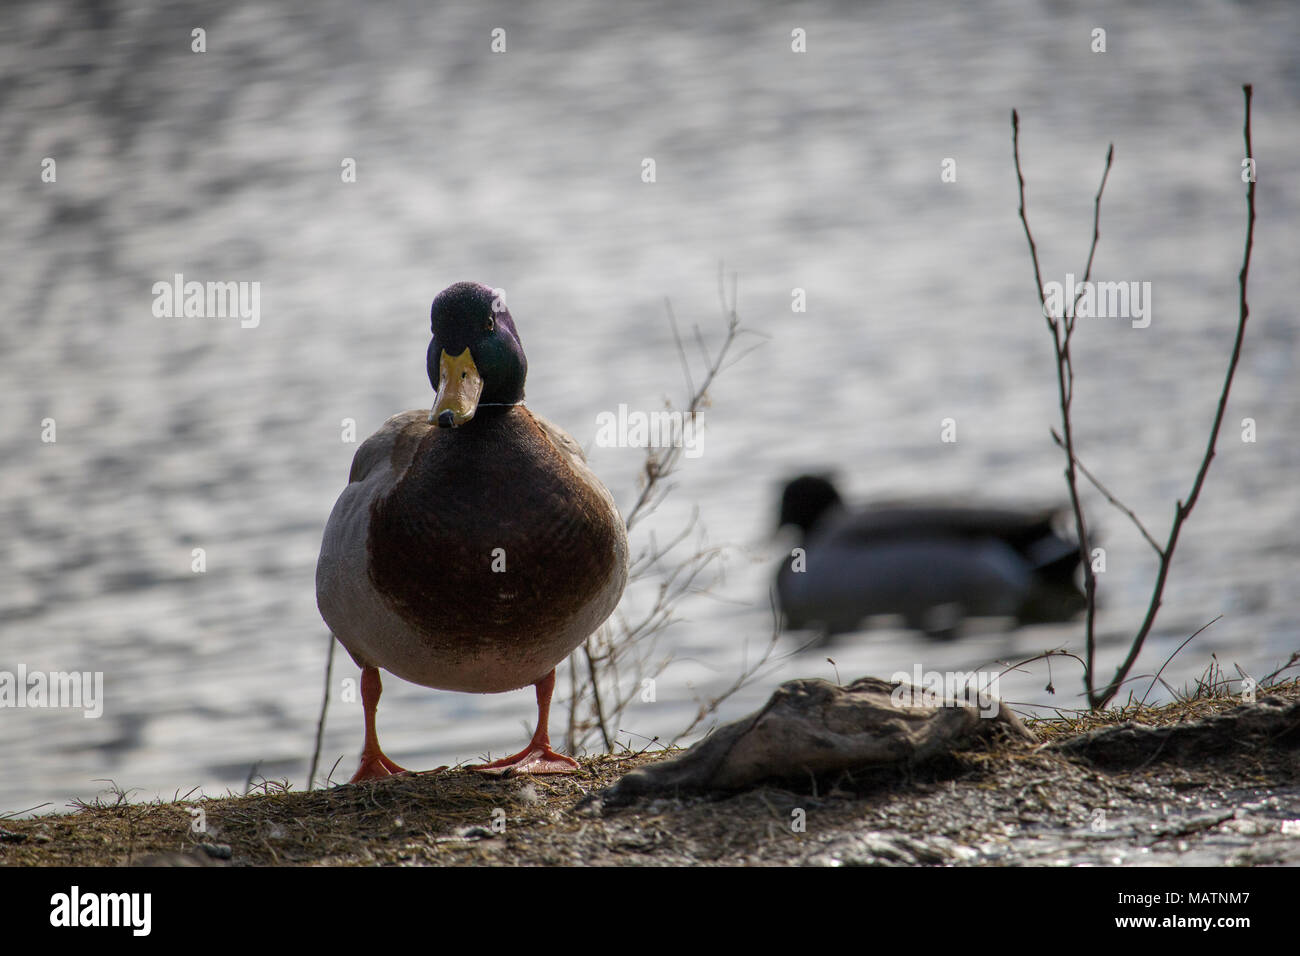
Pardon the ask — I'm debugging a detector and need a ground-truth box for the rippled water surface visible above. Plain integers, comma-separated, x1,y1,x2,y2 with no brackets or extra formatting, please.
2,0,1298,814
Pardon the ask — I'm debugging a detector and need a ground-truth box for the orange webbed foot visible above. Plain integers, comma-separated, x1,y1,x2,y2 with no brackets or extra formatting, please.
470,744,579,777
348,749,409,783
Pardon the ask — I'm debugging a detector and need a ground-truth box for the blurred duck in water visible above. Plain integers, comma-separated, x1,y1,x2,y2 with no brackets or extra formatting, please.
774,475,1087,640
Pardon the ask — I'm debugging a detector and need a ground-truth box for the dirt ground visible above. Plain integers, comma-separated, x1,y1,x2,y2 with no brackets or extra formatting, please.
3,682,1297,867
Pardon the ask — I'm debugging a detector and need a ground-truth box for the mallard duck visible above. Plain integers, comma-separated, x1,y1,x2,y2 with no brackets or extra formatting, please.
775,475,1085,640
316,282,629,781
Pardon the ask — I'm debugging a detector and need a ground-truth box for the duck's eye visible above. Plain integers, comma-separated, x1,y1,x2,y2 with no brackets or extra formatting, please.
485,316,495,333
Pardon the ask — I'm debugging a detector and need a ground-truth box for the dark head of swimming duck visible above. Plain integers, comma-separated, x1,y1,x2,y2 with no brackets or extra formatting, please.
427,281,528,429
777,474,844,536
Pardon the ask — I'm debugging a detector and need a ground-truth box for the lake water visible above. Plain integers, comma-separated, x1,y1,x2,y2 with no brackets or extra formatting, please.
1,0,1298,816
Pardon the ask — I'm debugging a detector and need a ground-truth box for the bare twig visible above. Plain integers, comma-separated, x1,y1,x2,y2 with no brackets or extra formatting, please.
565,521,723,752
1012,109,1112,697
1091,85,1256,707
1011,110,1049,331
1051,428,1162,555
992,647,1088,687
306,630,336,790
582,635,614,752
1011,87,1256,710
664,299,694,403
1068,144,1114,334
623,268,747,532
671,590,784,745
563,268,760,752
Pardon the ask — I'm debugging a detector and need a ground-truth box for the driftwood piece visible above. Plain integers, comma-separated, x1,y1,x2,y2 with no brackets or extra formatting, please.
600,676,1034,804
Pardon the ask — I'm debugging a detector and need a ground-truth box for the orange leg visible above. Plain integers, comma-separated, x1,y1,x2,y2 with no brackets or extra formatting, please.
471,669,579,775
349,667,409,783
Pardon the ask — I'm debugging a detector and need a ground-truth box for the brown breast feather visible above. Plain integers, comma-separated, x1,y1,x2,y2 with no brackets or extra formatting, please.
366,408,622,659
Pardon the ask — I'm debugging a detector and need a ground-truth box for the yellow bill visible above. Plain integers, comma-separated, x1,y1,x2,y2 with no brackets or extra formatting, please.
430,348,483,427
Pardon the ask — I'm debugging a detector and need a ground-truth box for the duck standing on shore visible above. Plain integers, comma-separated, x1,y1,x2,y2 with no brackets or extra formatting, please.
775,475,1086,640
317,282,629,781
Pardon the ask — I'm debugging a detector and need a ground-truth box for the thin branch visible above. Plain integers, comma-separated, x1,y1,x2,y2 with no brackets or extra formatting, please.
1065,143,1114,700
564,267,773,751
1013,110,1113,698
664,298,694,402
1179,88,1256,525
582,636,613,752
306,630,336,790
564,276,758,750
692,326,712,380
565,644,580,753
1067,144,1115,335
1011,110,1050,330
624,270,744,531
1092,85,1257,708
992,648,1088,687
671,590,784,745
1051,428,1162,555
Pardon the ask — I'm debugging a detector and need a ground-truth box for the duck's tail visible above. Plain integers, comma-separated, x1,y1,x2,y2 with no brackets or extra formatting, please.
1026,534,1083,581
1016,520,1089,623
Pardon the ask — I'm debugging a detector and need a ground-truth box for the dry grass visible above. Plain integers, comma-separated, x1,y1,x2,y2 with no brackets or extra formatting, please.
1026,675,1300,743
5,677,1296,867
0,752,671,868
